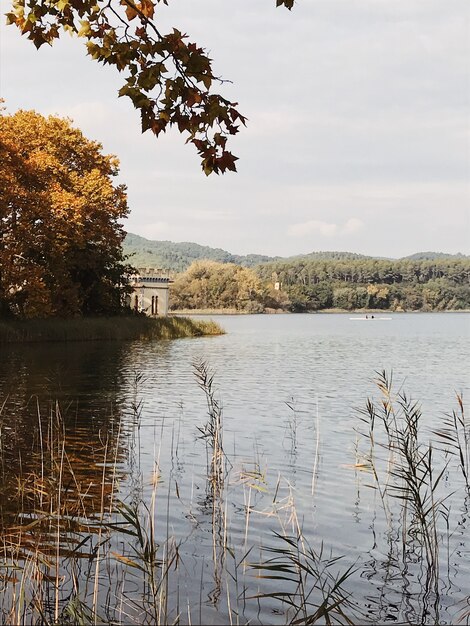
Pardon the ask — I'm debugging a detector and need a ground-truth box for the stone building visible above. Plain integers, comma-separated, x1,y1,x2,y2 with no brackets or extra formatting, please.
128,268,173,316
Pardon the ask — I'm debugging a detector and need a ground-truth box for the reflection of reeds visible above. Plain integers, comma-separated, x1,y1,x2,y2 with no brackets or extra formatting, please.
253,532,356,625
285,397,300,456
356,371,459,624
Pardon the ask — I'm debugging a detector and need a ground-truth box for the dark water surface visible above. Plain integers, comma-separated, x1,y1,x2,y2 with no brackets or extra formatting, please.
1,313,469,624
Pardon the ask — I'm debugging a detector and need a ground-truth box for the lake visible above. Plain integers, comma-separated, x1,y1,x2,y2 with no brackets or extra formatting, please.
1,312,469,624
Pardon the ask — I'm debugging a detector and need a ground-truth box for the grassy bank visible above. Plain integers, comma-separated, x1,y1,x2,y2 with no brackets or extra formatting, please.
0,315,224,343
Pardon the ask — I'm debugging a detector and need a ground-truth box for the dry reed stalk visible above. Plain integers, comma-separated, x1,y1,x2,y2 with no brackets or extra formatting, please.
93,434,110,623
311,393,320,497
55,437,65,623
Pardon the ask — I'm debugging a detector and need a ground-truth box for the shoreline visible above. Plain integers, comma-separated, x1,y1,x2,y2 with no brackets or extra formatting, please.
171,308,470,316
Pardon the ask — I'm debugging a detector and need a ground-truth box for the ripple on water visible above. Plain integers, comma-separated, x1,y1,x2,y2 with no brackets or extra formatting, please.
0,313,468,624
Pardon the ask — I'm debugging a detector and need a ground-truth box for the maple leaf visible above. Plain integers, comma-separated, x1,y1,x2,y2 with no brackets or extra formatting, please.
6,0,298,172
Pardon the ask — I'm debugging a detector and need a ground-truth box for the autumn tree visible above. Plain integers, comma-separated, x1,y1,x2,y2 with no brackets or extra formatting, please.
6,0,294,175
0,108,131,318
170,260,265,312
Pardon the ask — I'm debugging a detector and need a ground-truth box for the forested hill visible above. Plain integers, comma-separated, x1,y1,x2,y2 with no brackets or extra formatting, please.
123,232,467,272
401,251,469,261
123,233,280,271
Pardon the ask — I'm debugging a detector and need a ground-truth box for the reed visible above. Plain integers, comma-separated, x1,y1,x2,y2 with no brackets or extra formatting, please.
0,397,125,625
356,371,461,624
0,316,224,344
193,358,228,497
252,532,356,625
433,393,469,491
106,501,178,624
192,358,235,611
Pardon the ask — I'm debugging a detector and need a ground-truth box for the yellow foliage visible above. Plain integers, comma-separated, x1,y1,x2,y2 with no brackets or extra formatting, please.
171,260,265,312
0,108,130,318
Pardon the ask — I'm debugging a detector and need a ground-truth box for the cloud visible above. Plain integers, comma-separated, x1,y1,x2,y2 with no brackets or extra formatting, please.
143,221,170,238
288,220,338,237
342,218,364,234
178,209,235,221
288,217,365,239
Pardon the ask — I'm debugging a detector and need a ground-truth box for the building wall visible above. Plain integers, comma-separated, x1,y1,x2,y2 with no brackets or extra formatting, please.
131,284,170,316
128,269,173,316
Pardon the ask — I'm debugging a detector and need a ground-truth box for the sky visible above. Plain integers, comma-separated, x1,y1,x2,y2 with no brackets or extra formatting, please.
1,0,469,258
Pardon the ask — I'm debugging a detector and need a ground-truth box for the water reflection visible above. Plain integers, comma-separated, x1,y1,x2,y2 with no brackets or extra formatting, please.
0,314,468,624
0,343,130,555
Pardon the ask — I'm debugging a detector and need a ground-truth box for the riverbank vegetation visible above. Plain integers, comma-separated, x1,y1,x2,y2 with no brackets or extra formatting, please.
0,316,224,343
170,258,470,313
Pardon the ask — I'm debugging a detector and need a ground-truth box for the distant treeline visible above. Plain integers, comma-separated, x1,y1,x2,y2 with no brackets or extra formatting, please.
256,258,470,311
257,258,470,285
170,258,470,312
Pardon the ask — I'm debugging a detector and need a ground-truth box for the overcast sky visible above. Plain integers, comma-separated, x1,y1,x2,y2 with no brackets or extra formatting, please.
1,0,469,257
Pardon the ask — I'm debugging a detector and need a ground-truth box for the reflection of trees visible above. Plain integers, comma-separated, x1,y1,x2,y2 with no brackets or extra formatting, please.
1,406,126,552
0,338,181,624
0,342,130,559
0,341,128,412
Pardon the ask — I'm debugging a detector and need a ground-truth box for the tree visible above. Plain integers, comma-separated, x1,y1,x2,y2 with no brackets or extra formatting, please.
6,0,294,175
170,260,265,311
0,108,131,318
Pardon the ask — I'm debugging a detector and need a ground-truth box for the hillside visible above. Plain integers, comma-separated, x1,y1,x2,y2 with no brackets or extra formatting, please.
401,251,468,261
291,250,374,261
123,233,280,272
123,233,468,273
123,233,405,272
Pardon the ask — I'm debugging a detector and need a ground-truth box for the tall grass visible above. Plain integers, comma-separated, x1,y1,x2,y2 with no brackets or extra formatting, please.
0,398,124,624
0,316,224,344
192,359,233,609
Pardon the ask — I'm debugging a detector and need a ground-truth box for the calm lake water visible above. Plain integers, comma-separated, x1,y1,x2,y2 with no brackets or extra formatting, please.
1,313,469,624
